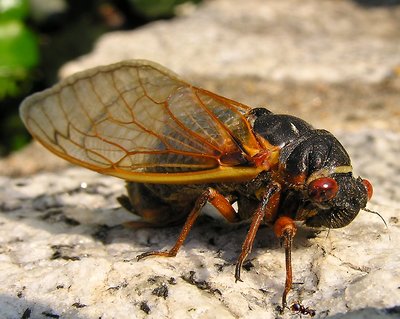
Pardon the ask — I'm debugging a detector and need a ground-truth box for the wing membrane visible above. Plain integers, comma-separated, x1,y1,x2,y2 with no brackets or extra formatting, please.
20,60,265,183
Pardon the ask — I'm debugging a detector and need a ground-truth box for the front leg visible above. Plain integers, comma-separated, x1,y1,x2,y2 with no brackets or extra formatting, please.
274,216,297,310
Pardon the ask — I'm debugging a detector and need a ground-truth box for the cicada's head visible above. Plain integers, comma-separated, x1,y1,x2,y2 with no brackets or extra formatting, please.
300,173,373,228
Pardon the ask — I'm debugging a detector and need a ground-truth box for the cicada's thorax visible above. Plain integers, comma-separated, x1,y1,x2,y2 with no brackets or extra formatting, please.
251,110,352,183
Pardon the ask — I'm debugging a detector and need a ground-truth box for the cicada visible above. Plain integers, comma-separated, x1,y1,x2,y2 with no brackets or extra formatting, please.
20,60,373,309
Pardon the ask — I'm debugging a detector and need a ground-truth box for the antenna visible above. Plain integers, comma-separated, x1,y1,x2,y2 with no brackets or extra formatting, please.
363,207,388,229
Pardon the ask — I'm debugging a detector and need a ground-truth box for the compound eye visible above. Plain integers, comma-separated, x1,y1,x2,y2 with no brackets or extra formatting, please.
362,179,373,200
308,177,339,202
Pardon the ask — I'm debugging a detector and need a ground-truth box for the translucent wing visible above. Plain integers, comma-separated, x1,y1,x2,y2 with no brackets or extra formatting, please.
20,60,266,183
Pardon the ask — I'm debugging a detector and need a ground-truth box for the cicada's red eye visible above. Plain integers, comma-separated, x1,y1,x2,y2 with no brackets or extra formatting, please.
308,177,338,202
362,179,373,200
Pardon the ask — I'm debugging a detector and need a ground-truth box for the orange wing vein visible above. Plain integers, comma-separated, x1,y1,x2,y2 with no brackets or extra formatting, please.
20,60,266,183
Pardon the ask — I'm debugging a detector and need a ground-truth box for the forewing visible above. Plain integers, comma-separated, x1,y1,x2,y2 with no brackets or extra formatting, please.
20,60,264,183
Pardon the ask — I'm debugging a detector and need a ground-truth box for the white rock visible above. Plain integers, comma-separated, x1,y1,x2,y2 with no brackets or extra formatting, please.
1,129,400,318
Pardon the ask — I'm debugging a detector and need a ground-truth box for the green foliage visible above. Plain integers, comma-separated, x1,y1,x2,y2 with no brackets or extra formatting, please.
0,0,39,99
129,0,200,19
0,0,29,19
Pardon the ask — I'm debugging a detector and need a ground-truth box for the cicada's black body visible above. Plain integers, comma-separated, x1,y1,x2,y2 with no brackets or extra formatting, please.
121,107,369,230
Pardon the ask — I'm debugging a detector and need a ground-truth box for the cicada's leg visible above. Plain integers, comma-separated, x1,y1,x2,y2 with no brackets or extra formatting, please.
137,187,239,260
234,182,281,282
273,216,297,310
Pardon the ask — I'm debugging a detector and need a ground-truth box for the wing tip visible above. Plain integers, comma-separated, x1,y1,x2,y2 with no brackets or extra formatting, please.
19,59,183,121
19,90,42,128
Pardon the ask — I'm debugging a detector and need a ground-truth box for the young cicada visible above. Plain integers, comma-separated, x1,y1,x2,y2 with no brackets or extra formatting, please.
20,60,373,310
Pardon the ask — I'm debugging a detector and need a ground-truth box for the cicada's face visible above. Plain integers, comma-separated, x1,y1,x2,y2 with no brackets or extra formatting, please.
300,174,372,228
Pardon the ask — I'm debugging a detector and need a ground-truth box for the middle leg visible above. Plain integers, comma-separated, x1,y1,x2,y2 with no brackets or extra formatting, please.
234,182,281,282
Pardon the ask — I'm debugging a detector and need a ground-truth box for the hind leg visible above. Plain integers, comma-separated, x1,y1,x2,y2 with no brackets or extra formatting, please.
137,187,239,259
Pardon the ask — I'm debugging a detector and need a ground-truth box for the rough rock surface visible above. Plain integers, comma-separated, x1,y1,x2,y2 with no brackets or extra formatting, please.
1,0,400,318
1,131,399,319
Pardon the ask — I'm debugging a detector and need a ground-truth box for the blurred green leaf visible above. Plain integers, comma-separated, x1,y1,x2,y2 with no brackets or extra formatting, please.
0,20,38,67
0,0,29,21
0,19,39,98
